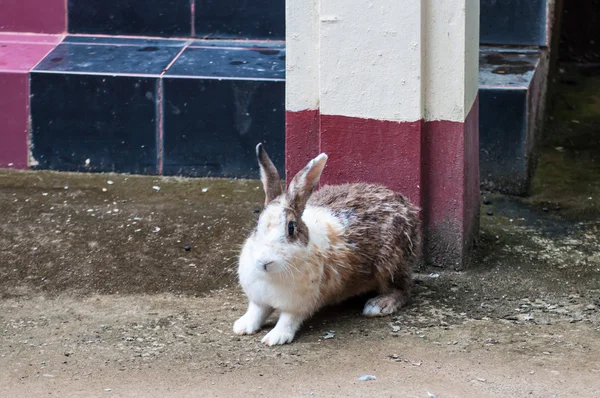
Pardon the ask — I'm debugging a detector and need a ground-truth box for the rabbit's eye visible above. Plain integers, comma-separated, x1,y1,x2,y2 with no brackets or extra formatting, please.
287,220,296,236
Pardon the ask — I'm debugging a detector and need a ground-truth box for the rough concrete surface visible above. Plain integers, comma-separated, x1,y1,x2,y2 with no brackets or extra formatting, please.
1,66,600,397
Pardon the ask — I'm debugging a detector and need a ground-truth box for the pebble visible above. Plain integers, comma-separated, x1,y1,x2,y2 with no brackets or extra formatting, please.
102,188,108,192
184,245,192,251
107,180,114,185
152,186,160,191
323,331,335,339
486,210,494,216
202,188,209,193
482,197,491,205
252,209,261,214
427,393,439,398
542,207,549,212
357,375,376,381
152,226,161,233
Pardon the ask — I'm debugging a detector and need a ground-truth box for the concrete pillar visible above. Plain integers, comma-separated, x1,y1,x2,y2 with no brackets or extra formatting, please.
285,0,480,269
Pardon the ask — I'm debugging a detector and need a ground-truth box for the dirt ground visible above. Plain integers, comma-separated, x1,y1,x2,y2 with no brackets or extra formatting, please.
1,66,600,397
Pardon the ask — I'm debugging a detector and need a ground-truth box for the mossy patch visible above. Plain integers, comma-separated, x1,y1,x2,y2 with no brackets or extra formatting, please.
527,65,600,220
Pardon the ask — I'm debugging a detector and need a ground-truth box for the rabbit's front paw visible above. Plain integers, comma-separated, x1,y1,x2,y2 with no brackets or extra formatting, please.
261,328,295,346
233,314,262,335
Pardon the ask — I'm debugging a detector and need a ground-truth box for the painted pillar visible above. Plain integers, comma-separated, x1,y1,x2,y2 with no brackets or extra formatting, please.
286,0,480,269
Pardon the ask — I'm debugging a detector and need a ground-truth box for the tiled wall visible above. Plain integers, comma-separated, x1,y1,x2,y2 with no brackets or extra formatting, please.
67,0,285,39
27,37,285,176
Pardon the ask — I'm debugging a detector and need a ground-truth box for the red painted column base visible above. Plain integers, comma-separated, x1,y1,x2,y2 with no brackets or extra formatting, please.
285,96,479,269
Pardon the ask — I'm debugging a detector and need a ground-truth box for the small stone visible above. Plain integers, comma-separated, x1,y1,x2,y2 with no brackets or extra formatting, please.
427,393,439,398
152,186,160,191
184,245,192,251
102,188,107,192
482,197,491,205
530,370,535,374
152,226,161,233
107,180,114,185
542,207,549,212
252,209,261,214
104,388,112,392
358,374,376,381
323,331,335,339
85,158,91,165
391,325,401,333
486,210,494,216
201,188,209,193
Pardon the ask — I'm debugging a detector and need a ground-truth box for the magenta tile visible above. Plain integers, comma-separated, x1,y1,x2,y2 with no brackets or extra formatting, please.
0,33,62,44
0,42,56,72
0,72,29,169
0,0,66,34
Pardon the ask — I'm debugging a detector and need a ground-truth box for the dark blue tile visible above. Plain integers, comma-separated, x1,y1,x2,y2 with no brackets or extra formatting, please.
35,43,182,75
68,0,192,37
30,73,158,174
63,35,189,47
479,49,540,88
480,0,547,46
194,0,285,40
479,88,528,194
162,78,284,178
166,47,285,79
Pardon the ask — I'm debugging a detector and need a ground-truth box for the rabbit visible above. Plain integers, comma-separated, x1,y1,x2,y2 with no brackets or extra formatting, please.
233,143,421,346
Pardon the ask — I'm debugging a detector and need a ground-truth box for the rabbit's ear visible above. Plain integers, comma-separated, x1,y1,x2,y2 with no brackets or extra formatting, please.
256,143,282,205
287,153,328,215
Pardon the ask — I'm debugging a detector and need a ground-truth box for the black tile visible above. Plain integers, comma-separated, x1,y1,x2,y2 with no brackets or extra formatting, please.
63,35,189,47
194,0,285,40
35,43,182,75
479,88,528,193
480,0,547,46
30,73,158,174
68,0,192,37
166,47,285,79
162,78,284,178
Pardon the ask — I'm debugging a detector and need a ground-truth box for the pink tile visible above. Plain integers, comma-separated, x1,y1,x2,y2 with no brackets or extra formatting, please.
0,72,29,169
0,0,66,34
0,41,56,72
0,32,62,44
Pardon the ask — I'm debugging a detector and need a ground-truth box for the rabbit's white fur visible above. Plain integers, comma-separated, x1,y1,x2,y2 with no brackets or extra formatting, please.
235,202,347,345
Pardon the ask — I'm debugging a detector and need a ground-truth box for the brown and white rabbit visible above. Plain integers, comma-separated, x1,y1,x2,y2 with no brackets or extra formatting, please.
233,143,421,345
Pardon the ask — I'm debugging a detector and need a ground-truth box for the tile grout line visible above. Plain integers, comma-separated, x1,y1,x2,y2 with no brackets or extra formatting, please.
156,79,165,175
190,0,196,38
162,43,190,75
156,41,190,175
